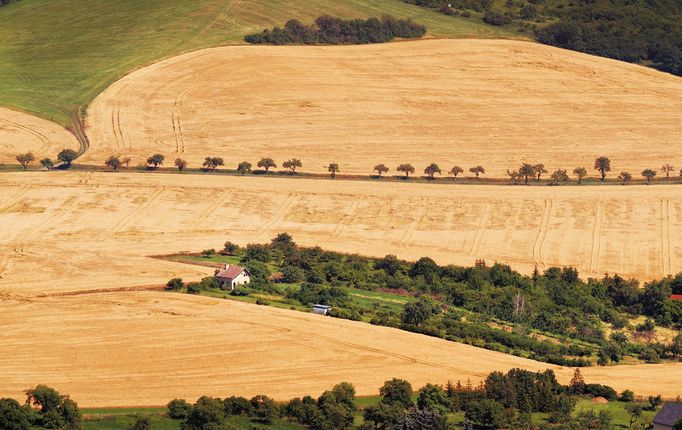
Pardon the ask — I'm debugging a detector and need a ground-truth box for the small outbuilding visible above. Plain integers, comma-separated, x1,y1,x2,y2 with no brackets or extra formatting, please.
215,264,251,290
653,403,682,430
312,304,332,315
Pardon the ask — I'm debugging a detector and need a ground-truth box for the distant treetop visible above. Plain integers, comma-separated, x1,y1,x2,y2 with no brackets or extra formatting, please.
244,15,426,45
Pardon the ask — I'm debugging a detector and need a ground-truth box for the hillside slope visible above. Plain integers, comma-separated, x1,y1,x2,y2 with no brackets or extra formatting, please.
1,171,680,295
85,39,682,177
0,0,512,126
1,291,680,407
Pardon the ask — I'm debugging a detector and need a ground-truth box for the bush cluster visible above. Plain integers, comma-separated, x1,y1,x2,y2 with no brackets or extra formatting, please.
244,15,426,45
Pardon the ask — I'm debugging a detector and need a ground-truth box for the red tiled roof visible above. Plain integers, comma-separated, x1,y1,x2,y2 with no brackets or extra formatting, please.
671,294,682,301
216,265,248,280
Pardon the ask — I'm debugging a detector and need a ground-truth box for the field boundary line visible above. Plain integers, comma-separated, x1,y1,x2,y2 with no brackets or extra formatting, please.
190,191,232,229
332,199,361,238
110,187,165,233
469,202,491,256
400,198,427,248
589,198,604,275
257,193,299,236
532,199,552,269
661,198,672,276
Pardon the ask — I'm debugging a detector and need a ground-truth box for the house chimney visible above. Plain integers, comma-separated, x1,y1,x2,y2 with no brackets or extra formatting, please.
224,263,229,270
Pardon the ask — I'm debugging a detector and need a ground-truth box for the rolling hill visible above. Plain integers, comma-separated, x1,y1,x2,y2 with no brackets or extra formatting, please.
0,0,513,127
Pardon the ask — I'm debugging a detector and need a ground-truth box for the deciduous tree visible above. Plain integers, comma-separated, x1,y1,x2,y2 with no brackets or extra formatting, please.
397,163,415,178
424,163,441,179
642,168,657,183
594,156,611,181
619,171,632,185
58,148,79,167
237,161,252,175
449,165,464,177
203,157,224,171
105,155,121,171
469,166,485,178
146,153,164,168
40,158,54,170
550,169,569,184
533,163,547,180
573,167,587,184
257,157,277,172
328,163,339,178
519,163,535,185
174,158,187,171
283,158,302,173
662,164,675,180
374,164,389,177
15,152,34,170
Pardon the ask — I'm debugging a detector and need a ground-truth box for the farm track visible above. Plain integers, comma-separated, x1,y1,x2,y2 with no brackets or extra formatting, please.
660,199,672,276
469,203,491,257
400,199,427,248
589,199,605,275
257,193,299,237
110,187,166,233
190,191,232,229
533,199,552,269
333,199,361,238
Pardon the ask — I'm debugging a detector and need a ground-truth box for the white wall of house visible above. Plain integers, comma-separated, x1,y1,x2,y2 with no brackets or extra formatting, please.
229,272,250,289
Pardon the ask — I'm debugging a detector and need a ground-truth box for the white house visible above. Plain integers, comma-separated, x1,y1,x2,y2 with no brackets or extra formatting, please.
312,304,332,315
215,264,251,290
653,403,682,430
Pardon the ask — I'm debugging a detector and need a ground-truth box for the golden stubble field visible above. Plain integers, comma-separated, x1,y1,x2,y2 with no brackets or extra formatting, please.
84,39,682,177
0,107,78,164
1,171,681,295
1,291,680,407
0,171,681,405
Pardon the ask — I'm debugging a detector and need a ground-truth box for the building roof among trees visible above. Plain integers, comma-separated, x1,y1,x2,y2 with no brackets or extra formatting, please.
654,403,682,426
671,294,682,301
216,265,249,280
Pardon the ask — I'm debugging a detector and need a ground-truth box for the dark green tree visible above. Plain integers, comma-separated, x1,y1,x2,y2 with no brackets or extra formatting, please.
237,161,252,175
0,398,31,430
416,384,450,414
58,149,79,167
379,378,413,408
146,153,164,168
105,155,121,171
167,399,192,419
40,158,54,170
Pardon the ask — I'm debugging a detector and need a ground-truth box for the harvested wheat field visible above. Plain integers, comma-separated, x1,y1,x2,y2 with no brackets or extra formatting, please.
84,39,682,177
0,290,680,407
0,171,681,297
0,107,78,164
